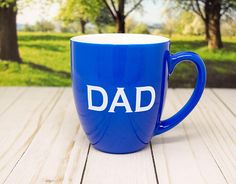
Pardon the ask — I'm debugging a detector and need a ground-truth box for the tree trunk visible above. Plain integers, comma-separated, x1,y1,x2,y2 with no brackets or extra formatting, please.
98,27,102,33
116,15,125,33
204,20,210,41
168,30,172,38
116,0,125,33
207,0,223,49
204,1,210,41
0,1,21,63
80,19,86,34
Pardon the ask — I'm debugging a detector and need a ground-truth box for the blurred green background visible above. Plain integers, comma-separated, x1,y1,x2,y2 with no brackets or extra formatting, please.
0,0,236,87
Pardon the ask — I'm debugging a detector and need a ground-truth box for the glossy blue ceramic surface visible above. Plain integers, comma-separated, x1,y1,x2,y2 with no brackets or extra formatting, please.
71,34,206,154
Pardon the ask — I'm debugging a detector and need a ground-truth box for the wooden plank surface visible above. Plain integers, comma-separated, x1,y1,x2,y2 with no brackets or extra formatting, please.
62,128,90,184
152,89,229,184
165,89,236,184
0,87,63,183
0,87,26,116
4,88,90,184
212,89,236,116
0,88,235,184
82,145,157,184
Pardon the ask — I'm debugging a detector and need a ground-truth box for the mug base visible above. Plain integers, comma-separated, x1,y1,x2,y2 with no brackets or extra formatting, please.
91,144,148,154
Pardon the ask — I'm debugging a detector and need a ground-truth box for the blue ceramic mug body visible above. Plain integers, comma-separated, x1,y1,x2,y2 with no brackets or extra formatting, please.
71,34,206,154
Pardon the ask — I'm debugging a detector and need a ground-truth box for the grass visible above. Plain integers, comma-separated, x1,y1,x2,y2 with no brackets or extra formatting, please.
170,35,236,62
168,35,236,87
0,32,236,87
0,32,74,86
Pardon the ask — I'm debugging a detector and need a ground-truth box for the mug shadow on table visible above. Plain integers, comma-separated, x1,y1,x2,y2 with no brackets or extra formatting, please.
152,134,191,144
151,125,200,145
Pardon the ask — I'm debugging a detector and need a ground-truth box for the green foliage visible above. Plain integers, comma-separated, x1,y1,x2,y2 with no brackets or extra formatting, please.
222,11,236,36
0,32,236,87
159,8,205,36
160,4,181,37
126,18,136,33
21,21,55,32
95,7,114,32
34,20,55,32
22,24,36,32
130,24,149,34
0,0,15,8
178,11,194,30
60,22,81,33
102,25,116,33
58,0,102,23
180,11,204,35
174,0,236,12
126,18,149,34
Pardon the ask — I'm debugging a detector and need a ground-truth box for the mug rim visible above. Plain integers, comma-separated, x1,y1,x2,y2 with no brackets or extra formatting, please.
71,33,170,45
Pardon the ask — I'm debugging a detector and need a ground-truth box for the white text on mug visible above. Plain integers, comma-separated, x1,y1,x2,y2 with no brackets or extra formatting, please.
87,85,156,113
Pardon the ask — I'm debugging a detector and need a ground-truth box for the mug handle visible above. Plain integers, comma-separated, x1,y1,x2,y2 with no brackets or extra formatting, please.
153,51,206,135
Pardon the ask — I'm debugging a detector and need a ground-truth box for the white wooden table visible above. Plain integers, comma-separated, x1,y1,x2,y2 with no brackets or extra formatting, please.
0,87,235,184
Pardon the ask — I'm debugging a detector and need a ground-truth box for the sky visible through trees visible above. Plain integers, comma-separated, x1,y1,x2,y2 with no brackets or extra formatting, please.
17,0,165,25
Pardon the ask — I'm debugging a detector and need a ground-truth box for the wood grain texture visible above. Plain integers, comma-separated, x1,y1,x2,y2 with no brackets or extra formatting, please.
4,88,90,184
1,88,236,184
174,89,236,184
152,89,229,184
82,144,157,184
0,87,62,183
62,128,90,184
0,87,26,116
212,89,236,116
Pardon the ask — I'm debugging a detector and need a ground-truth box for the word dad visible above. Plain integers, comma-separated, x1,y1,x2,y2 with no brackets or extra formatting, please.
87,85,156,113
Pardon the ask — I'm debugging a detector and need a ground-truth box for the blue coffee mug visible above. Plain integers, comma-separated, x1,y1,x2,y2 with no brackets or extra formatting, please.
71,34,206,154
